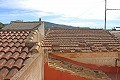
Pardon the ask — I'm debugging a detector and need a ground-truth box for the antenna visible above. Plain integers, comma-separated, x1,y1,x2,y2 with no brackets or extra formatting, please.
104,0,120,30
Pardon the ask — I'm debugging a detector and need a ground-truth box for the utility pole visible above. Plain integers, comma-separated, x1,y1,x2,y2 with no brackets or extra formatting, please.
104,0,120,30
105,0,107,30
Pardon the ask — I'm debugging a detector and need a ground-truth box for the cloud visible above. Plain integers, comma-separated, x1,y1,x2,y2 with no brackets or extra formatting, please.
0,0,120,29
0,0,105,19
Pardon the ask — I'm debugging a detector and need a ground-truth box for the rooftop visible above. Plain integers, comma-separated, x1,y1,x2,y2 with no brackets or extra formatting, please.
42,28,120,52
0,30,33,79
2,21,41,30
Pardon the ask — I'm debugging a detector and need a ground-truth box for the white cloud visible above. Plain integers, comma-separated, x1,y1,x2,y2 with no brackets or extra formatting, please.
1,0,120,29
19,0,105,19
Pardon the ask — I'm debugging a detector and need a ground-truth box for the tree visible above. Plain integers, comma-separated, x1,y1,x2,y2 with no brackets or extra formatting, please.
0,22,4,29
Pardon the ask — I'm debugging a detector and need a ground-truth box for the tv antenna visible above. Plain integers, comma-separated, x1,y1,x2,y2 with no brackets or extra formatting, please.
105,0,120,30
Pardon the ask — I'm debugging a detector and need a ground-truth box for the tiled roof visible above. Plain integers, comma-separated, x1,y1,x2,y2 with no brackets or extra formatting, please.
2,22,40,30
0,30,33,80
42,28,120,52
110,31,120,40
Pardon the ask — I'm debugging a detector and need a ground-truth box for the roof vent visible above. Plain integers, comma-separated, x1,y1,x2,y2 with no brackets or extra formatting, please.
10,20,23,23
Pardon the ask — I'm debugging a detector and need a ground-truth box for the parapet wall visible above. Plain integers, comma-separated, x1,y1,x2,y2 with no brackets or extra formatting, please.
49,53,120,73
44,63,92,80
54,52,119,67
12,53,43,80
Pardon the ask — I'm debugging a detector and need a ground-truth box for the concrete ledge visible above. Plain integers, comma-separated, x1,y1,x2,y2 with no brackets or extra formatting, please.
11,49,44,80
31,42,41,53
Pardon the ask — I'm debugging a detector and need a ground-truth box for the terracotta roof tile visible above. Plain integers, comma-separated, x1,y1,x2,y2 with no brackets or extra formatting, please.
15,47,22,53
8,42,14,48
43,28,120,52
13,59,24,69
10,52,19,60
0,30,33,79
9,47,16,53
20,43,25,47
14,42,20,47
18,39,24,43
0,59,7,68
5,68,18,80
22,47,29,53
2,52,12,60
18,52,27,59
0,47,3,51
4,59,15,69
2,47,10,53
0,52,4,59
2,42,8,47
26,52,32,58
7,39,12,43
0,68,9,79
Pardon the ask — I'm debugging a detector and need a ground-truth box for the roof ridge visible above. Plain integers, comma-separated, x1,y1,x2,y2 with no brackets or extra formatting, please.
25,30,40,53
11,21,40,23
0,29,34,31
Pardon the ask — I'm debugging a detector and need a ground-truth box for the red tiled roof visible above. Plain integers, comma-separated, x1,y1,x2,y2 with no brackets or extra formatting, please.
0,30,32,80
42,28,120,52
2,22,40,30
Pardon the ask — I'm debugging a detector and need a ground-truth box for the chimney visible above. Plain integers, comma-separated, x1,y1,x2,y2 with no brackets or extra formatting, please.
39,18,41,22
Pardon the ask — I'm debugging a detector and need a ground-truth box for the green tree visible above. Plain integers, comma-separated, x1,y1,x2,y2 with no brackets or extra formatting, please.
0,22,4,29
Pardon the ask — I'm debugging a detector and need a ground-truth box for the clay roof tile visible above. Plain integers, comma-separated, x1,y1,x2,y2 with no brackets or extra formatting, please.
0,68,9,79
10,52,19,60
5,68,18,80
0,52,4,59
18,52,27,60
0,59,7,68
13,59,23,69
2,47,10,53
2,52,12,60
0,30,34,79
4,59,15,69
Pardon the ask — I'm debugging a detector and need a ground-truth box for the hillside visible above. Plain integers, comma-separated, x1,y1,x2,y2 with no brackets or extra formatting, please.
44,21,74,28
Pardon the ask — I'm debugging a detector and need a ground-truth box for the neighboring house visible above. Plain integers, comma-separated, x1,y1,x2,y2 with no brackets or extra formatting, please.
0,19,45,80
42,28,120,80
42,28,120,53
2,19,44,40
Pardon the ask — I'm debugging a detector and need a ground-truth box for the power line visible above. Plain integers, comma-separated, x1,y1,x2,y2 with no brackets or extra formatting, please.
105,0,120,30
78,0,105,17
71,0,105,28
107,9,120,10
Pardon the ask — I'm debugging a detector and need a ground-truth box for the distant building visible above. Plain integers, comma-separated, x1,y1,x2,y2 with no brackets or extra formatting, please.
0,19,44,80
42,28,120,80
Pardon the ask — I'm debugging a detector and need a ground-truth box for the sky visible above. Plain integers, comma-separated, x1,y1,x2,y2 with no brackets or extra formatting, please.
0,0,120,29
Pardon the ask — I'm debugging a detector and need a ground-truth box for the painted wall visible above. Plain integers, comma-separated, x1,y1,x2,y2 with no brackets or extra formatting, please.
49,53,120,73
49,53,120,80
44,63,92,80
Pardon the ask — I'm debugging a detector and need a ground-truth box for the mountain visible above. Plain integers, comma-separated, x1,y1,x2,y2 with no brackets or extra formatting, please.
44,21,74,28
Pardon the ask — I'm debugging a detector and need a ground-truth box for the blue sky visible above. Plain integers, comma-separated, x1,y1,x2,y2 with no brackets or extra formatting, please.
0,0,120,29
